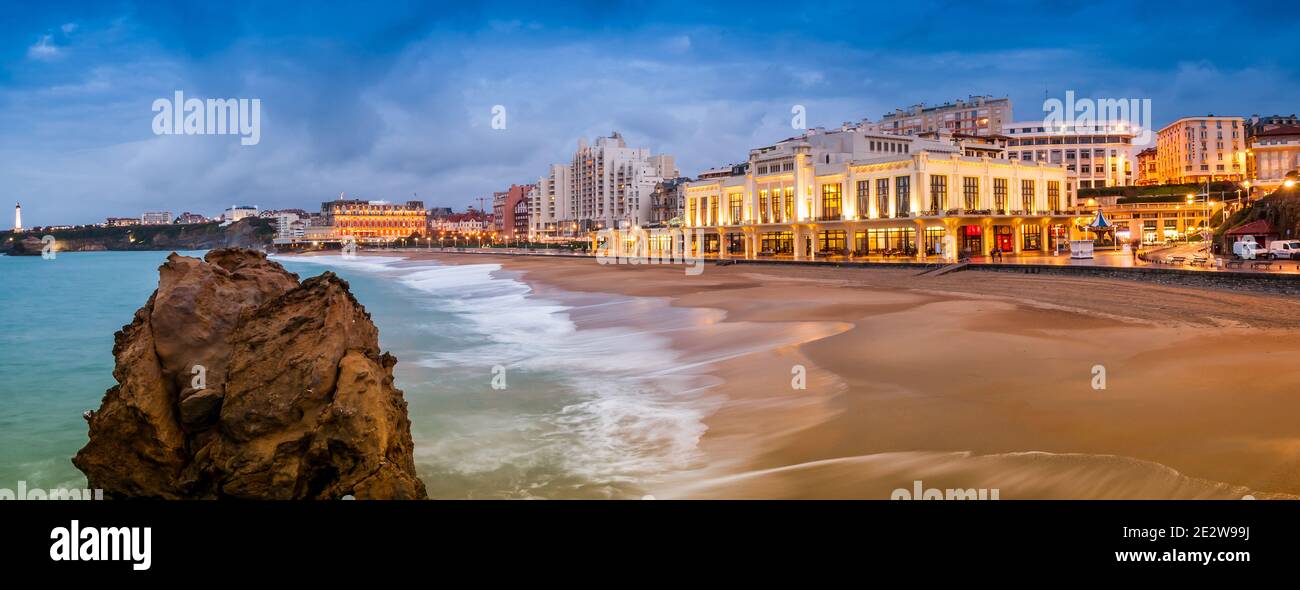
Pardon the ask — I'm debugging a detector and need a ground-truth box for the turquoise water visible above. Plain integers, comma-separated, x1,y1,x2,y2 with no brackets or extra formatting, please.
0,251,715,498
0,251,198,489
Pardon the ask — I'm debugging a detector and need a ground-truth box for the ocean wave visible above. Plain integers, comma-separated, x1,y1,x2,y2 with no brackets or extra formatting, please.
282,254,719,498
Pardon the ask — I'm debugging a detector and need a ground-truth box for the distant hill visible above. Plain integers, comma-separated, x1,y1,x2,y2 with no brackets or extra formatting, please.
1,218,276,256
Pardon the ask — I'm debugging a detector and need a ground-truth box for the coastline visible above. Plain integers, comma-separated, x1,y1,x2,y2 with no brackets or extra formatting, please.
292,251,1300,499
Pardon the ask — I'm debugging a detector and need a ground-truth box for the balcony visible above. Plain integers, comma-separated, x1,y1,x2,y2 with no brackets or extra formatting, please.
816,214,844,221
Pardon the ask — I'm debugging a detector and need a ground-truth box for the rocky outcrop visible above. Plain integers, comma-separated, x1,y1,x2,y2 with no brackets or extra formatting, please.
73,248,427,499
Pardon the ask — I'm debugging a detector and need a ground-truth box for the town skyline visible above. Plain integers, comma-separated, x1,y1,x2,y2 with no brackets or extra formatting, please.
5,1,1300,226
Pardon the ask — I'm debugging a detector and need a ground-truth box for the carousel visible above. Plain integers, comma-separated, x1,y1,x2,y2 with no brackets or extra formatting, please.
1084,209,1117,249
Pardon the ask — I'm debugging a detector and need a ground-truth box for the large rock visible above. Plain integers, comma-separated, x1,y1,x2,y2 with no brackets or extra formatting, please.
73,249,427,499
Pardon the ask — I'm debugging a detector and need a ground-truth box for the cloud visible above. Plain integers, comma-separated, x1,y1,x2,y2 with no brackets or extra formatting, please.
4,2,1300,227
27,34,60,60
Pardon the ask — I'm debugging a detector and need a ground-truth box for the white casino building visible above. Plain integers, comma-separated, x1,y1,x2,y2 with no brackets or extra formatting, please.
679,124,1084,261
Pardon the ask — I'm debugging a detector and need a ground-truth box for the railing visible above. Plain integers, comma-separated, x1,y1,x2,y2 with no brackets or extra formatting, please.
816,214,843,221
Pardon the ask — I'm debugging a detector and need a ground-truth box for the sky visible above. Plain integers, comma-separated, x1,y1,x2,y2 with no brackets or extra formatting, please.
3,0,1299,226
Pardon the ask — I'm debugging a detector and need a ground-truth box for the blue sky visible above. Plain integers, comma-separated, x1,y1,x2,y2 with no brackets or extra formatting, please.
3,0,1298,226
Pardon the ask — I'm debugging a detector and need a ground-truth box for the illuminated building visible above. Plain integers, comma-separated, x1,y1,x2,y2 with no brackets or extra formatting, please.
1154,116,1247,184
682,123,1081,261
1135,148,1159,186
321,198,427,242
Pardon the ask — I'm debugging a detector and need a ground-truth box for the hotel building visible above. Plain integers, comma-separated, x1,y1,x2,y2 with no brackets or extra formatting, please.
874,96,1012,137
539,132,678,233
321,198,427,241
1246,123,1300,193
680,124,1080,261
1003,121,1137,188
1154,116,1247,184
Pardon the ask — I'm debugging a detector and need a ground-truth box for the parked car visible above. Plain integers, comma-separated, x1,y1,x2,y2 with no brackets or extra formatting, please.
1262,240,1300,260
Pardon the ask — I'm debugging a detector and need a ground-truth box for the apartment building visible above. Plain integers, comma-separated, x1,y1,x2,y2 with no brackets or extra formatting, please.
875,95,1012,137
531,163,571,238
139,211,173,225
430,210,491,234
680,123,1078,262
1154,116,1246,184
491,184,534,239
1135,148,1159,185
544,132,677,232
1003,120,1137,188
648,177,691,225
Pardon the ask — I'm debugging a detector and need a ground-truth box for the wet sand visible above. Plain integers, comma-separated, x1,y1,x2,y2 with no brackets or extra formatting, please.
343,251,1300,499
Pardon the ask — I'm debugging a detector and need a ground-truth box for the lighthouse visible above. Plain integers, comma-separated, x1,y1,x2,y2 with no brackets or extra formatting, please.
13,202,21,233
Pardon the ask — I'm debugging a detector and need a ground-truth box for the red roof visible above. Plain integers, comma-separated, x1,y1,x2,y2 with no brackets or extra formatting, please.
1253,125,1300,137
1225,219,1276,235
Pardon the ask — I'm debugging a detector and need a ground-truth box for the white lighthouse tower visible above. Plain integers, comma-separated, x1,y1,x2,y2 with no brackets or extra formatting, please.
13,202,21,232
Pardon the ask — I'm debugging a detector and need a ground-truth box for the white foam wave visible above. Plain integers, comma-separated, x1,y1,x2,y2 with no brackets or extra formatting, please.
285,254,719,496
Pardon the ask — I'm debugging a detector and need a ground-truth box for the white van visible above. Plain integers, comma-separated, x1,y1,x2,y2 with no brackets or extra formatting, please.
1233,237,1262,260
1263,240,1300,260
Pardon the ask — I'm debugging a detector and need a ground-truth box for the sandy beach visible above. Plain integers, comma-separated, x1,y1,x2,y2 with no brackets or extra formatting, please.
328,251,1300,499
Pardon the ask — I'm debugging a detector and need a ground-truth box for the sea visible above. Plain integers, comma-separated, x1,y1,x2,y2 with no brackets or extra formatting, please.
0,250,719,499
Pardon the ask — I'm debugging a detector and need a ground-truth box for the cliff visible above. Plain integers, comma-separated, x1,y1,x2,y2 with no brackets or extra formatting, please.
1216,190,1300,243
1,218,275,256
73,248,427,499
